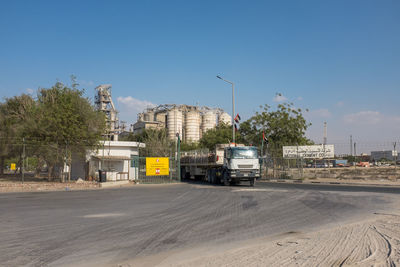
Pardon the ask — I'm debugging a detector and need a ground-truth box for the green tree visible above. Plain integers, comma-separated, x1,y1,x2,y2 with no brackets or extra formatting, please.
241,100,312,157
0,94,35,174
27,81,106,180
121,128,174,157
180,141,200,151
199,123,244,150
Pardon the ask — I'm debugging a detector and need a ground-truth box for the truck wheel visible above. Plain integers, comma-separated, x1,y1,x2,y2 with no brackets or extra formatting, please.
223,172,230,186
250,178,255,187
207,170,212,183
185,171,191,179
210,170,217,184
181,168,186,180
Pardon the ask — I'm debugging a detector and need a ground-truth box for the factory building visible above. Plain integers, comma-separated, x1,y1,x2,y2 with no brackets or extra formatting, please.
133,104,231,142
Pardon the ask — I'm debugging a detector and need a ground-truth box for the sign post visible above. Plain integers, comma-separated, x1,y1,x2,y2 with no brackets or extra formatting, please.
283,145,335,159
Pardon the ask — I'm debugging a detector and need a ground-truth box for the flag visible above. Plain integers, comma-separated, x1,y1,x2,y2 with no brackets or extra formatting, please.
263,131,268,144
234,113,241,123
234,124,238,132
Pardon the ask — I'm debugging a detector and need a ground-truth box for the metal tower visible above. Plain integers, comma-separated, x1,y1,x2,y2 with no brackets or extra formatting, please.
95,84,119,141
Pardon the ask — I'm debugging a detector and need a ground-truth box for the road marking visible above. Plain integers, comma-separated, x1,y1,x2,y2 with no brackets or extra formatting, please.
82,213,125,218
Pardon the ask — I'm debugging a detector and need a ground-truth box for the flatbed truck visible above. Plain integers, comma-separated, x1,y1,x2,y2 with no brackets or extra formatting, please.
180,144,260,186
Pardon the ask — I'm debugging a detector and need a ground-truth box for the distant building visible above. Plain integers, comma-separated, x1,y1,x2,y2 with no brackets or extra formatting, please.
370,150,399,161
132,121,165,134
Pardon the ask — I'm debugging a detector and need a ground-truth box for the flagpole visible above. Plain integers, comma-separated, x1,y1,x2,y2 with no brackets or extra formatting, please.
261,136,264,157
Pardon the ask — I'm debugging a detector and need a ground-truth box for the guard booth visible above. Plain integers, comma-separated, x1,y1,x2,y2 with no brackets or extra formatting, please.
71,141,145,182
93,155,131,181
90,141,145,182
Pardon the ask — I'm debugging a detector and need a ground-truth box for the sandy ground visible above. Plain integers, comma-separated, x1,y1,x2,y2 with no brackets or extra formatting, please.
125,213,400,267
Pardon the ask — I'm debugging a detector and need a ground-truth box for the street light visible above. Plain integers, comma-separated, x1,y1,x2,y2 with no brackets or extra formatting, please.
216,75,235,145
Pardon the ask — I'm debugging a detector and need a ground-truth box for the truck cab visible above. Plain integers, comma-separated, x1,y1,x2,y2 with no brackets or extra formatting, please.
223,146,260,186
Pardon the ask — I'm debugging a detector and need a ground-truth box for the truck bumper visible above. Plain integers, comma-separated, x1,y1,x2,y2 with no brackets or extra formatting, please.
229,170,260,180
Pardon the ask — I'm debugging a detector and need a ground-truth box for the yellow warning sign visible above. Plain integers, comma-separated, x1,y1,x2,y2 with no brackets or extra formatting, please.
10,163,16,171
146,157,169,176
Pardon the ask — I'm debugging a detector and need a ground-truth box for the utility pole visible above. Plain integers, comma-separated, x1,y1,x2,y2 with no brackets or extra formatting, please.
323,122,327,145
22,137,25,184
67,141,70,182
393,142,397,169
354,142,357,168
350,135,353,156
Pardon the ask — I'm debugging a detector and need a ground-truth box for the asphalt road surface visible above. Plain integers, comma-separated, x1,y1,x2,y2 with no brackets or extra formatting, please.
1,182,399,266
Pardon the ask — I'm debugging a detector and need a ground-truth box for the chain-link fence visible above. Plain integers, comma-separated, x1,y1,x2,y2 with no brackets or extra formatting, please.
0,140,180,184
259,141,400,180
2,139,400,183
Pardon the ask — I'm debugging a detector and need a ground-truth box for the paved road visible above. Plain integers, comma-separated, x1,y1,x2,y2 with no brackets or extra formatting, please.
257,180,400,194
1,182,399,266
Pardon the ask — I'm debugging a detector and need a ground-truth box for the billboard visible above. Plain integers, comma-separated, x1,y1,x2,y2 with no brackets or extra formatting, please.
146,157,169,176
283,145,334,159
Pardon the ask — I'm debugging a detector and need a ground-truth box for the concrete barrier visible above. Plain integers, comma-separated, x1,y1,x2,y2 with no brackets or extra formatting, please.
99,180,130,188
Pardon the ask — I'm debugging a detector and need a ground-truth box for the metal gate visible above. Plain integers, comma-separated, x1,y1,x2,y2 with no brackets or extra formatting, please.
262,157,304,179
134,156,179,184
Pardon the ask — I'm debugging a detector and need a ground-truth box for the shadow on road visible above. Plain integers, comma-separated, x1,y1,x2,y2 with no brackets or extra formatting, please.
180,178,255,187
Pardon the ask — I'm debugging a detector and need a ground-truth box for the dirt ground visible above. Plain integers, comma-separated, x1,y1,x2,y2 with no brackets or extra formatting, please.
0,180,100,193
130,213,400,267
0,173,102,192
303,177,400,186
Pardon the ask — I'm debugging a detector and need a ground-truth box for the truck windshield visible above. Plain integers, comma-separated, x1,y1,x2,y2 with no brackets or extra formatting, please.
231,148,258,159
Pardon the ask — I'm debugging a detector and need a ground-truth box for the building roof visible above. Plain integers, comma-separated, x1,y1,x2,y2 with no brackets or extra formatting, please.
93,155,131,160
100,141,146,148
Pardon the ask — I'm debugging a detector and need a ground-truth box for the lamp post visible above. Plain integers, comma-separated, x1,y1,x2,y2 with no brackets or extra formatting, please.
216,75,235,144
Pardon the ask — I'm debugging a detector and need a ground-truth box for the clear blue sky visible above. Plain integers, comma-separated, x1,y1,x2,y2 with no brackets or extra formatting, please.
1,0,399,153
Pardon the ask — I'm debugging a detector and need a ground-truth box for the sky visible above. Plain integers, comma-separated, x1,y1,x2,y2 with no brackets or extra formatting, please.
0,0,399,154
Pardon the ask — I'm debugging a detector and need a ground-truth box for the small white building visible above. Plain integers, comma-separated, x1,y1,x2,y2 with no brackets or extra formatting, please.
71,141,145,182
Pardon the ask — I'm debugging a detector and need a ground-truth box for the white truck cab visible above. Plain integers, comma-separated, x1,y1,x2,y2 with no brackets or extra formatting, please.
223,146,260,186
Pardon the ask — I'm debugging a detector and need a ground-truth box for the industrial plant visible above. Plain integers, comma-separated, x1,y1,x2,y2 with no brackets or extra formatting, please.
94,84,231,143
133,104,232,142
95,84,120,141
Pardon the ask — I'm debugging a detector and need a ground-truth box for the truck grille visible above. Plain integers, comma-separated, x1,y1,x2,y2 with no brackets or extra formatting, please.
238,164,253,169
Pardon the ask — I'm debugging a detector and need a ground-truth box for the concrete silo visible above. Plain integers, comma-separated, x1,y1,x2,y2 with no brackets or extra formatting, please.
144,110,154,121
185,110,201,142
201,111,217,135
167,108,183,140
218,112,232,126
